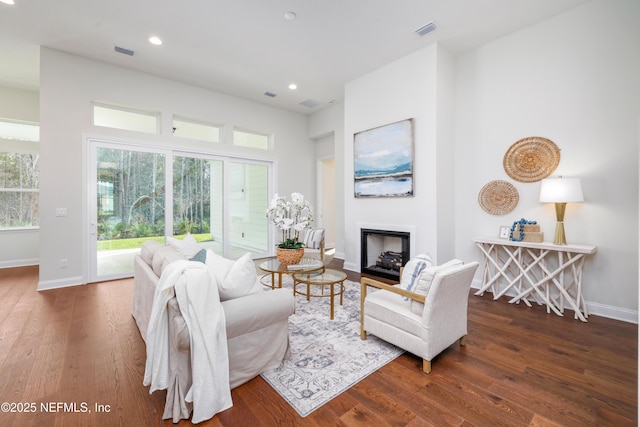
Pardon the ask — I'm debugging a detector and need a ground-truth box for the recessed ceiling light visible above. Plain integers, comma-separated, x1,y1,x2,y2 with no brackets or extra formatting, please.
0,0,16,5
288,83,298,90
149,36,163,46
284,11,297,20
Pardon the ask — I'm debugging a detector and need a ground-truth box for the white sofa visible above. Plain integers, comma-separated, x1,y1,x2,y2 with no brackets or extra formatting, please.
132,239,295,422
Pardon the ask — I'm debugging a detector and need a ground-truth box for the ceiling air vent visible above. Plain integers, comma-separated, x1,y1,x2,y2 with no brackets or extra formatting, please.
414,21,438,37
264,91,277,98
299,98,322,109
114,46,135,56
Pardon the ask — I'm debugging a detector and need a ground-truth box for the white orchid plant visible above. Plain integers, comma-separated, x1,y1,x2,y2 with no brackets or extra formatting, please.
265,192,314,249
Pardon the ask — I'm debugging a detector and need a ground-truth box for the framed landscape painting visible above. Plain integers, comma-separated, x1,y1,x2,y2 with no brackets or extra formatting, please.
354,118,414,198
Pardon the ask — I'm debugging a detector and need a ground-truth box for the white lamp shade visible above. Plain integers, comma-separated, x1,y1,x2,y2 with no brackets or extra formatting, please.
539,177,584,203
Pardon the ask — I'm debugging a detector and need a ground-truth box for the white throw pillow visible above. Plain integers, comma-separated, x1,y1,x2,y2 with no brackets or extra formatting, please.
152,245,186,276
399,253,434,295
205,250,235,285
410,259,464,315
206,251,262,301
166,233,201,258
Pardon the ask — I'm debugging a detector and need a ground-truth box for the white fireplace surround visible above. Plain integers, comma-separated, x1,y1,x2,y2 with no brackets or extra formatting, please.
355,223,417,273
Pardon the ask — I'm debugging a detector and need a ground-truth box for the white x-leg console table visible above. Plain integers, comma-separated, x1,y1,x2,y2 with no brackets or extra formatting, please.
473,237,596,322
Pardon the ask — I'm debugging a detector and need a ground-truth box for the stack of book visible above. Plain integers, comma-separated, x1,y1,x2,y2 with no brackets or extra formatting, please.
514,224,544,243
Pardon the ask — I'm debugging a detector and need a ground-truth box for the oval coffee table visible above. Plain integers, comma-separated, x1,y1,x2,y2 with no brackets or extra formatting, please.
259,257,324,289
292,268,348,320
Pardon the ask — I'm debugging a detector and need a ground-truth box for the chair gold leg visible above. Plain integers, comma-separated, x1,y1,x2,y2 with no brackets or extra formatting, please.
460,335,467,346
360,282,367,340
423,359,432,374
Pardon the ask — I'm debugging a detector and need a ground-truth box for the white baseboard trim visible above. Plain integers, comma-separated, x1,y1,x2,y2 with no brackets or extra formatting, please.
470,279,638,324
343,261,359,272
586,302,638,324
38,276,85,291
0,258,39,269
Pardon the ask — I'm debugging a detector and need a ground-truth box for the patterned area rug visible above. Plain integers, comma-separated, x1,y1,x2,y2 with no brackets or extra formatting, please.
260,277,403,417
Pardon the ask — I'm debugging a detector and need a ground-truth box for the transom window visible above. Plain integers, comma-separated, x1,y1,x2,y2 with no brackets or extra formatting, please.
233,128,270,150
0,120,39,142
93,103,159,134
172,116,221,143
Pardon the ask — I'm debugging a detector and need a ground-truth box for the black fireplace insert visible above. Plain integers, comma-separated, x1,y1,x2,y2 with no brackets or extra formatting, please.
360,228,410,280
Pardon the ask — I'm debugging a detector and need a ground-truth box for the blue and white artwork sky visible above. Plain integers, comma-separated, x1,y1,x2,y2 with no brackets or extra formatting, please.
354,119,413,177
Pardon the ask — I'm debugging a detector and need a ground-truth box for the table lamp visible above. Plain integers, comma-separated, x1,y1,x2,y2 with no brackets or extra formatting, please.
539,176,583,245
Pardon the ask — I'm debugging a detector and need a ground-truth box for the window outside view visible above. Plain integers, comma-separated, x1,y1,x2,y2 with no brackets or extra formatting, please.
0,120,39,229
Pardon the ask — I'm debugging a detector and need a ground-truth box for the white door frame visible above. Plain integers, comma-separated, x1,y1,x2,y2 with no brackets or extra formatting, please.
316,155,336,248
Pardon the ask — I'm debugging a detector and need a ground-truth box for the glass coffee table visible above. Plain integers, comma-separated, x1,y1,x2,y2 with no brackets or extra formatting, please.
292,268,348,320
258,257,324,289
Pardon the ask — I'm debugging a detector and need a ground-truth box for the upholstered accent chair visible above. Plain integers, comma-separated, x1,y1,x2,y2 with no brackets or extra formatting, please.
360,261,479,373
303,227,335,265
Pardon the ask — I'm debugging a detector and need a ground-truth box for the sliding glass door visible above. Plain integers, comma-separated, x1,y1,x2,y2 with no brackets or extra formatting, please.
227,161,269,257
172,155,224,254
91,144,167,280
89,140,272,282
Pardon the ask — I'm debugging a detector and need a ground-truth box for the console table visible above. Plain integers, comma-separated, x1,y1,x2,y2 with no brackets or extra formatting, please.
472,237,596,322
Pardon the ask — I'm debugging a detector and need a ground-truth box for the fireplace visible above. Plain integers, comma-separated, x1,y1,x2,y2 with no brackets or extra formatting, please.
360,228,410,280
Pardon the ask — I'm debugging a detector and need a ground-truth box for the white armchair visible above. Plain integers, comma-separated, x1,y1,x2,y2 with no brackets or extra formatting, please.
360,261,479,373
302,227,335,265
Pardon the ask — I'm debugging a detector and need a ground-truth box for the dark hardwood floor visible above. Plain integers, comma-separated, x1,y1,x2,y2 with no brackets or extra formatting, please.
0,263,636,426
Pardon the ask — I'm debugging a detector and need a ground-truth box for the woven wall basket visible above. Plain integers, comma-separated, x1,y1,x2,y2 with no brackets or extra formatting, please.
478,180,519,216
503,136,560,182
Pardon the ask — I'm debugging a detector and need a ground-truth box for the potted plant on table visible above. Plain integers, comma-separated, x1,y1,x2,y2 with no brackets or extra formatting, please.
265,192,313,265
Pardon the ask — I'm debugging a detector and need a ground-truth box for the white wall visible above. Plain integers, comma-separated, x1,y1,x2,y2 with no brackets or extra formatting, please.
0,86,40,268
435,47,456,261
454,0,639,320
309,103,345,259
0,86,38,120
38,48,314,289
343,44,456,271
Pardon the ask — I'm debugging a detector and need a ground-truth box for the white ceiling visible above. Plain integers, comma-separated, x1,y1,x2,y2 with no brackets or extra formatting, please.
0,0,590,114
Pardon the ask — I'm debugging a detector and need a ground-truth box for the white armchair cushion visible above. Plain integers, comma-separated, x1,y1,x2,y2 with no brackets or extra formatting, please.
364,285,424,337
410,259,463,315
399,253,434,295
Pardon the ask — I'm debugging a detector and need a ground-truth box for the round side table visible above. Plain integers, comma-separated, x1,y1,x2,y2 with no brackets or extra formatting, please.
292,268,347,320
258,257,324,289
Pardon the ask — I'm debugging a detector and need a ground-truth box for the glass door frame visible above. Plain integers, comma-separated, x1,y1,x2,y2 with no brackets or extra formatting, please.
226,157,272,258
87,139,172,283
87,138,273,283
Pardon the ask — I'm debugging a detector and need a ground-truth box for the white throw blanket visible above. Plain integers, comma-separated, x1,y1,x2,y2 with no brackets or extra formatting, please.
143,260,232,423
